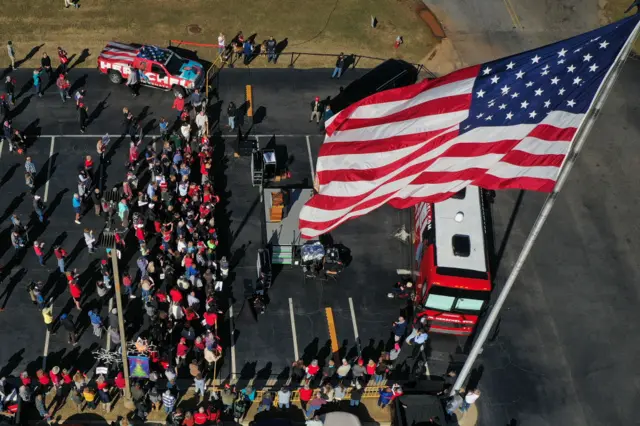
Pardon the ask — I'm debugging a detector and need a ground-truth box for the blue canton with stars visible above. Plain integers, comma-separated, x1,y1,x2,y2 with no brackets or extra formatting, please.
460,15,640,133
138,45,170,63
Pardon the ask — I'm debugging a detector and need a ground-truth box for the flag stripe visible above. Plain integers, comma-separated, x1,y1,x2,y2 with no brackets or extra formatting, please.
301,17,640,238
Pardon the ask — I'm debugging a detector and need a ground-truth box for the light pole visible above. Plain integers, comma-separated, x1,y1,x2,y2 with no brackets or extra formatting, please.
110,245,134,409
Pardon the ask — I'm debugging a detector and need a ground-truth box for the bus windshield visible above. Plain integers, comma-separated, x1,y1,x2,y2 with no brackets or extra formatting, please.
424,285,489,314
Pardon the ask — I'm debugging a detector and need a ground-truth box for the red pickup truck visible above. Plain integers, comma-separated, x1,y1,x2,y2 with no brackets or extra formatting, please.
97,42,205,96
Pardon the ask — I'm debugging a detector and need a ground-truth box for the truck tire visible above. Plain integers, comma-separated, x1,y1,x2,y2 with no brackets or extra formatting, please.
108,71,123,84
172,85,186,98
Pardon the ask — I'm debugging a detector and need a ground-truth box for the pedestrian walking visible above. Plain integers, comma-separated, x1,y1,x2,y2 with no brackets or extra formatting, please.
58,47,69,73
189,88,204,111
33,239,45,265
42,300,55,333
0,94,9,121
227,101,236,130
195,109,208,137
88,309,103,337
74,88,85,109
310,97,322,123
68,277,82,310
162,390,176,414
218,33,226,56
96,137,107,161
172,93,185,118
91,188,102,215
331,53,345,78
78,102,88,133
126,67,139,97
118,198,129,227
83,387,98,410
321,104,334,129
33,194,45,223
59,313,77,345
83,228,96,253
72,193,82,224
24,155,36,176
33,69,43,98
392,316,407,342
41,53,53,81
266,36,277,63
377,386,393,409
5,76,15,105
7,41,15,70
56,73,71,102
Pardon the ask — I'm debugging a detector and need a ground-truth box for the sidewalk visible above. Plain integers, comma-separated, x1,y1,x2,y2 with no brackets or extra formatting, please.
43,387,478,425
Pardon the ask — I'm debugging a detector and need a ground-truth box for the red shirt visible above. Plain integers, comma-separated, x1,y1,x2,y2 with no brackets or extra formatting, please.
184,256,193,268
69,283,82,299
123,276,132,287
33,245,44,256
306,364,320,376
49,372,59,385
204,312,217,326
115,376,126,389
170,288,183,304
62,373,73,384
184,309,197,321
54,248,67,259
195,340,205,351
172,97,185,111
97,381,108,391
21,377,31,387
135,228,145,241
183,417,195,426
193,412,208,425
85,159,93,169
38,375,50,386
176,342,189,357
366,365,376,375
299,388,313,401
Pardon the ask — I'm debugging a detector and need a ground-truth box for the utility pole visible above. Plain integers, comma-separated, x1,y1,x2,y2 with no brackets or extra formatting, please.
110,245,134,409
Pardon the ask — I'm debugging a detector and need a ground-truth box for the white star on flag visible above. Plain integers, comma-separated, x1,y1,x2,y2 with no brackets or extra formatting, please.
534,88,544,96
567,65,576,72
482,67,492,75
506,61,515,70
476,89,486,98
515,70,525,79
567,99,576,107
520,100,529,109
490,75,500,84
531,55,541,64
558,48,567,57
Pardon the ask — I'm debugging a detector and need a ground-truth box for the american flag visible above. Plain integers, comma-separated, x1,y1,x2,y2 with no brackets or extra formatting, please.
99,42,140,62
299,16,640,239
139,45,169,62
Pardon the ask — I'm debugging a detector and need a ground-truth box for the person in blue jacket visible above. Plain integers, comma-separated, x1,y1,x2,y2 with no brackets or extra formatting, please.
378,386,394,408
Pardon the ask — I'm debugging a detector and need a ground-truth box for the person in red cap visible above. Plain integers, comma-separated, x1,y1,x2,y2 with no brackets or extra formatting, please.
172,93,185,118
175,337,189,366
56,72,71,103
68,279,82,310
310,96,323,123
77,102,88,133
305,359,320,379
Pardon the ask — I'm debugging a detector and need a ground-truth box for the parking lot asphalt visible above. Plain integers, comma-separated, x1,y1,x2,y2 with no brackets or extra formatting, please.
0,66,417,383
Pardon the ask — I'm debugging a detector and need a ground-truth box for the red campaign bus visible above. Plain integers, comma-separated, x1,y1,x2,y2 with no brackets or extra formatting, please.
413,185,492,335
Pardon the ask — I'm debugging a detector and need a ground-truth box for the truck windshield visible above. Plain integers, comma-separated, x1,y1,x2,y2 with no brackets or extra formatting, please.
165,53,185,75
424,285,488,314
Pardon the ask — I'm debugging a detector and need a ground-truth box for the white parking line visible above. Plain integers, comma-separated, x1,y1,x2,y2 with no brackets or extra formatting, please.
43,136,55,202
348,297,360,342
306,136,315,180
42,330,50,370
228,298,237,382
0,140,3,160
289,298,300,361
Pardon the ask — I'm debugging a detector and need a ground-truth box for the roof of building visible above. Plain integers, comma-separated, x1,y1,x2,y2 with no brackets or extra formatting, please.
433,185,487,273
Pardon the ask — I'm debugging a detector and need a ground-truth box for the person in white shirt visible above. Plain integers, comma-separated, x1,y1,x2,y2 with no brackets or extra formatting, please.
461,388,480,412
126,67,139,97
218,33,226,56
195,110,209,137
305,415,323,426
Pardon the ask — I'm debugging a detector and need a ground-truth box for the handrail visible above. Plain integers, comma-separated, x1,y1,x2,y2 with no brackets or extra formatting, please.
168,39,436,78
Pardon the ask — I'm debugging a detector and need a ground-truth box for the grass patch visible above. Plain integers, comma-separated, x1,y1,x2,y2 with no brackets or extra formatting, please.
603,0,640,53
0,0,435,69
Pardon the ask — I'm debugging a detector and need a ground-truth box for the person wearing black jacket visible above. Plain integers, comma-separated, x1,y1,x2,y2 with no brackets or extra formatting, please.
4,76,15,106
91,188,101,216
310,97,323,123
227,101,237,130
78,102,88,133
266,37,277,63
41,53,53,81
59,313,77,345
331,53,345,79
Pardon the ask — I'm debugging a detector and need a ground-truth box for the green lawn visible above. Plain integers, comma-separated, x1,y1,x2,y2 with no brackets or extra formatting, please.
0,0,435,69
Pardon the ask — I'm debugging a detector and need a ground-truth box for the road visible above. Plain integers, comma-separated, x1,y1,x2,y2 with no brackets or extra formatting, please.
423,0,640,425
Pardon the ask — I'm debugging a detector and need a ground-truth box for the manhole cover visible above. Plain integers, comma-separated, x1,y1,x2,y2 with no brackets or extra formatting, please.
187,24,202,35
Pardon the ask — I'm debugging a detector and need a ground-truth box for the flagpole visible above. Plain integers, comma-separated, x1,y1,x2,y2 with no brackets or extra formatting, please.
451,18,640,396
